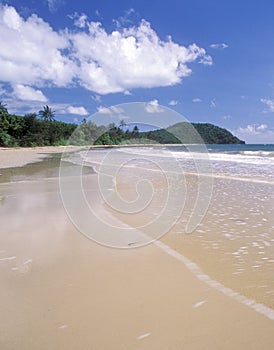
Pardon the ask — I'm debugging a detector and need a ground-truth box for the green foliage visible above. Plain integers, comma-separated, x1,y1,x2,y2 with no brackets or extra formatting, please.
143,129,181,144
0,104,77,147
192,123,244,144
38,105,55,121
0,103,244,148
147,122,245,144
53,138,68,146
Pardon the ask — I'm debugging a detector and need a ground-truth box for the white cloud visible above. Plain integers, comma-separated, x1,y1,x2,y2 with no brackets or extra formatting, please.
0,5,212,96
97,106,124,114
113,8,137,28
199,55,213,65
145,99,164,113
91,94,102,103
257,124,268,130
67,106,88,115
47,0,63,13
223,115,232,120
95,10,102,19
168,100,178,106
72,20,212,94
210,43,228,50
69,12,88,28
97,106,112,114
192,98,202,103
261,98,274,112
12,84,48,102
0,5,75,87
210,98,217,108
235,123,274,143
236,124,262,135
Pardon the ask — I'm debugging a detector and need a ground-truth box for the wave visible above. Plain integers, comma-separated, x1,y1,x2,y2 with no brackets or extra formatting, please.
240,150,274,157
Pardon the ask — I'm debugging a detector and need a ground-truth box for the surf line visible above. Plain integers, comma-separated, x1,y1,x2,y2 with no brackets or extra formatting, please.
80,168,274,321
102,203,274,321
154,240,274,321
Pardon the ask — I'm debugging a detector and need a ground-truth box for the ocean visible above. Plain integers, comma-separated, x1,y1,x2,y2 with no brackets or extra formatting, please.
63,143,274,308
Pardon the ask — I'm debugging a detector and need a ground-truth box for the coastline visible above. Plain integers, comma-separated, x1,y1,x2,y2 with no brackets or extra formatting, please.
0,146,82,169
0,149,274,349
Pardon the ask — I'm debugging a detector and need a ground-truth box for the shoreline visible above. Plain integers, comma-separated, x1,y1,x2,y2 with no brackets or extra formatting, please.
1,149,274,349
0,145,83,169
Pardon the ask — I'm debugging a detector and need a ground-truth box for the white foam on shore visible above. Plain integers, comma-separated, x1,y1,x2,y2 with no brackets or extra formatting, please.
66,149,274,320
0,256,16,261
154,240,274,321
137,332,151,340
99,189,274,321
193,300,206,308
102,202,274,321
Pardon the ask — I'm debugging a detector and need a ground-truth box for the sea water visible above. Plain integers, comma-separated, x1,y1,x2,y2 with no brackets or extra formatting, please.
78,144,274,308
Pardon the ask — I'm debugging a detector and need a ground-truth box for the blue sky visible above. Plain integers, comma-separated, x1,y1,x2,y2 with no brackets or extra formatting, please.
1,0,274,143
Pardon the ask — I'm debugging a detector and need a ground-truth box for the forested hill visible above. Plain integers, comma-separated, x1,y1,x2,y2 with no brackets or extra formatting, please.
145,122,244,144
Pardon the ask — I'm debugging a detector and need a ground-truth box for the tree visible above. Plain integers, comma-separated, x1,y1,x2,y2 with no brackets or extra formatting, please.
0,101,8,115
119,119,127,129
38,105,55,121
132,125,140,137
0,102,12,146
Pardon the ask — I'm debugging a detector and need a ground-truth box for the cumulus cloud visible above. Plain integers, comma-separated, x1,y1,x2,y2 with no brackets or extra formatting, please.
68,12,88,28
0,5,212,96
210,43,228,50
236,124,267,135
168,100,178,106
67,106,88,115
12,84,48,102
261,98,274,112
192,97,202,103
97,106,124,114
257,124,268,130
0,5,75,87
72,19,212,94
235,123,274,143
145,99,164,113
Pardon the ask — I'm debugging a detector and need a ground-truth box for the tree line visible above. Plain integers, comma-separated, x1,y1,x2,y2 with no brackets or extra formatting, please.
0,102,244,147
0,103,76,147
0,103,143,147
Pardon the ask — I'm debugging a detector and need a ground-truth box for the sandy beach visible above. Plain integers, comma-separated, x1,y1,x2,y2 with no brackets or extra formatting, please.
0,146,81,169
0,147,274,349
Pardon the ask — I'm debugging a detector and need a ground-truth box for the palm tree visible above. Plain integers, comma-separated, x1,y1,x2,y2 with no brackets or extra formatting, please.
38,105,55,121
119,119,127,129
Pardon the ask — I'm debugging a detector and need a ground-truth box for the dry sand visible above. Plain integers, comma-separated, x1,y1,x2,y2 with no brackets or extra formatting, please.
0,150,274,349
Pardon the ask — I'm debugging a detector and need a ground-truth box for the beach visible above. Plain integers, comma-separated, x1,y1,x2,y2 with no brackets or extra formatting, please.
0,146,274,349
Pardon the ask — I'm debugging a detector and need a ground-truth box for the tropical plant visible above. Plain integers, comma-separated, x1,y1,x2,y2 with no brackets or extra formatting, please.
38,105,55,121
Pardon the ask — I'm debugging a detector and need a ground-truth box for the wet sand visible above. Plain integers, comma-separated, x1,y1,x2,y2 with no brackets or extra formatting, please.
0,152,274,349
0,146,74,169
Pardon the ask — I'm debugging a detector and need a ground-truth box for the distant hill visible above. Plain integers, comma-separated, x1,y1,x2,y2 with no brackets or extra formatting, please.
143,122,245,144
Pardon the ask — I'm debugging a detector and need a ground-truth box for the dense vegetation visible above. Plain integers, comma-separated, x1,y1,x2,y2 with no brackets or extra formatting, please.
0,103,244,147
166,122,244,144
0,103,76,147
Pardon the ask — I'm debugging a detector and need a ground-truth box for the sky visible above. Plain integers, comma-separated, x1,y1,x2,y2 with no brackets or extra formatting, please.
1,0,274,143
